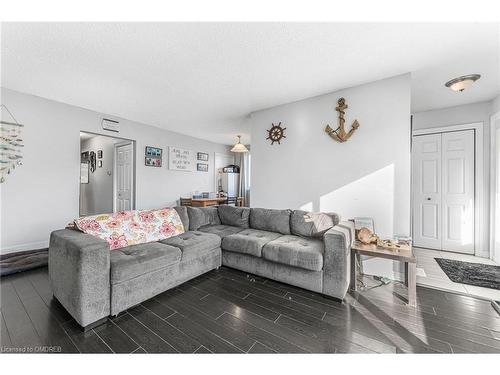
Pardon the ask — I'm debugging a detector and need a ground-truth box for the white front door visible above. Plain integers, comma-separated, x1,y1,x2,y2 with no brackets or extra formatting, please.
412,130,475,253
115,142,133,211
441,130,475,253
413,134,442,250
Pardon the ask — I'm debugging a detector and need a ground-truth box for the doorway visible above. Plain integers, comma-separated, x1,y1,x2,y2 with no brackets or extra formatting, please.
79,132,135,216
412,129,475,254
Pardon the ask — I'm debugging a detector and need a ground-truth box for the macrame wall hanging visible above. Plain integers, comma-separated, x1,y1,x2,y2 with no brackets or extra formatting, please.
0,104,24,183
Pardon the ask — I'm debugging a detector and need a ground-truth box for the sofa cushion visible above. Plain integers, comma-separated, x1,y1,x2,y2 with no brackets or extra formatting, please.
198,224,245,239
218,206,250,228
290,210,340,238
262,235,324,272
222,229,282,257
249,208,291,235
187,206,221,231
173,206,189,231
161,231,221,262
110,242,181,284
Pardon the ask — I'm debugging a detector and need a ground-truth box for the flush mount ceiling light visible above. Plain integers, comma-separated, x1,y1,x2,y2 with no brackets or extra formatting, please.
445,74,481,92
230,135,248,153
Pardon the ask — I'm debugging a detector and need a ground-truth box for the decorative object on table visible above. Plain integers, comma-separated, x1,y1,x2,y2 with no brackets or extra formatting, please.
145,157,161,167
266,122,286,145
435,258,500,290
376,238,411,251
97,150,103,159
197,163,208,172
230,135,249,153
89,151,96,173
357,227,378,244
197,152,209,161
325,97,360,143
222,164,240,173
0,104,24,183
98,160,102,168
80,162,89,184
168,146,195,171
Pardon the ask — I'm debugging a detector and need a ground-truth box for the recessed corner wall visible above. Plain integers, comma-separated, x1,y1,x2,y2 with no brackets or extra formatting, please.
250,74,412,279
0,88,232,254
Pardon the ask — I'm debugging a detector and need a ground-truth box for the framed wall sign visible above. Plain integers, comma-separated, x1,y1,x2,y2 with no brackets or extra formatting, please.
197,152,209,161
145,146,162,158
145,157,162,167
168,147,195,171
145,146,162,167
197,163,208,172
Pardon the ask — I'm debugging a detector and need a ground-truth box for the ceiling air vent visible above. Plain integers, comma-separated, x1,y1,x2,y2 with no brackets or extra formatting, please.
101,118,119,132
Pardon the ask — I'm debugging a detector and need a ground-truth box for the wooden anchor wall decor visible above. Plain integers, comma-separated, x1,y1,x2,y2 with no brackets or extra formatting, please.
325,97,360,143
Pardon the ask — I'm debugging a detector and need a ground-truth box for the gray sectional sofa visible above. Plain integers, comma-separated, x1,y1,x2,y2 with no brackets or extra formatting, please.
49,206,354,329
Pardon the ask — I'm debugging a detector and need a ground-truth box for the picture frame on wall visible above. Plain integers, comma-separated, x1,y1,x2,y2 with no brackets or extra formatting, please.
197,163,208,172
145,146,162,158
97,150,103,159
197,152,209,161
145,157,162,167
98,160,102,168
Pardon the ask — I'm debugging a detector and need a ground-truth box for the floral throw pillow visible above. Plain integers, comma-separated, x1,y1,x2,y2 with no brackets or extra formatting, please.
74,208,185,250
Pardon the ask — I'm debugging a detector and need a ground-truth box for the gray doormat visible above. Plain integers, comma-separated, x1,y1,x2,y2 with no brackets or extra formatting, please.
0,249,48,276
435,258,500,290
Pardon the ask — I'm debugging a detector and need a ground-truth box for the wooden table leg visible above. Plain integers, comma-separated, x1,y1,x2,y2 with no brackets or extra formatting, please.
406,262,417,307
350,250,358,292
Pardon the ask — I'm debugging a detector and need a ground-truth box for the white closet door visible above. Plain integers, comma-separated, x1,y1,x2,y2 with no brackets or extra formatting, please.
115,143,133,211
412,134,442,250
441,130,475,253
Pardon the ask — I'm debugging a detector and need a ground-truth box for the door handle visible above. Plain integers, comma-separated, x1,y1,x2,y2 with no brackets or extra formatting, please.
426,197,431,201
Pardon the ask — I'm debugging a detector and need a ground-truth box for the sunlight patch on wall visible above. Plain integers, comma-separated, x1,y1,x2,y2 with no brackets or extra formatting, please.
319,164,395,238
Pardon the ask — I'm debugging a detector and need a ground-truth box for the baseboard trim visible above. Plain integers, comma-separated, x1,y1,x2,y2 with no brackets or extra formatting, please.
0,241,49,255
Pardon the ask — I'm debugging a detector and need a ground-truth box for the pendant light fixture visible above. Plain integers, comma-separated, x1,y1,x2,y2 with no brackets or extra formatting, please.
230,135,248,153
445,74,481,92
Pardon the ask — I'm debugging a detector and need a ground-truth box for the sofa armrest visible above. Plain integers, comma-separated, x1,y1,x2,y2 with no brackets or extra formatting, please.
322,221,354,299
48,229,110,327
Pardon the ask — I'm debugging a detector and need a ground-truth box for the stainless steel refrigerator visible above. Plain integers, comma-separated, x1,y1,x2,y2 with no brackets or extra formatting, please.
221,172,239,198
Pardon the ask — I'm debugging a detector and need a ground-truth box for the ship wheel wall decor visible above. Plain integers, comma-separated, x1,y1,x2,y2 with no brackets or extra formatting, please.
325,97,360,143
266,122,286,145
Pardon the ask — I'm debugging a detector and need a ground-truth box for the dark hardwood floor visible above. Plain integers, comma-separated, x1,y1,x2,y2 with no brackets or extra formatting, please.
1,266,500,353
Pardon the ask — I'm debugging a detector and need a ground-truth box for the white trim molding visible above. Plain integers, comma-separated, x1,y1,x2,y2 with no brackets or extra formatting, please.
412,122,487,258
1,240,49,255
490,111,500,262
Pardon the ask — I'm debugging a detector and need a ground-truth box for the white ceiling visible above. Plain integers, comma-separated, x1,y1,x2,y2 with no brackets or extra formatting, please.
2,23,499,145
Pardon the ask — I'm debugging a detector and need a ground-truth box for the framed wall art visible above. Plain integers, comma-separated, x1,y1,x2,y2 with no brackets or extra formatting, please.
197,163,208,172
197,152,209,161
145,157,162,167
145,146,162,158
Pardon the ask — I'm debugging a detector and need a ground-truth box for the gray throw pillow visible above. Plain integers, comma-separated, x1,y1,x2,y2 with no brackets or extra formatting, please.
173,206,189,231
249,208,291,235
290,210,340,238
187,206,221,231
218,206,250,228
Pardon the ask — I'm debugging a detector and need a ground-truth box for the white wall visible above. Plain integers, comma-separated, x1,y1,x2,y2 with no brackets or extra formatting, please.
0,88,231,254
250,74,411,280
412,100,494,258
80,135,120,216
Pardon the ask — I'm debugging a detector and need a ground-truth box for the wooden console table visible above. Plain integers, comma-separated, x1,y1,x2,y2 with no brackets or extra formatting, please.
350,241,417,306
191,198,227,207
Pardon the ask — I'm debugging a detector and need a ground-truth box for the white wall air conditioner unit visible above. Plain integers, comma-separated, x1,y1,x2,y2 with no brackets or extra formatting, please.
101,118,119,132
